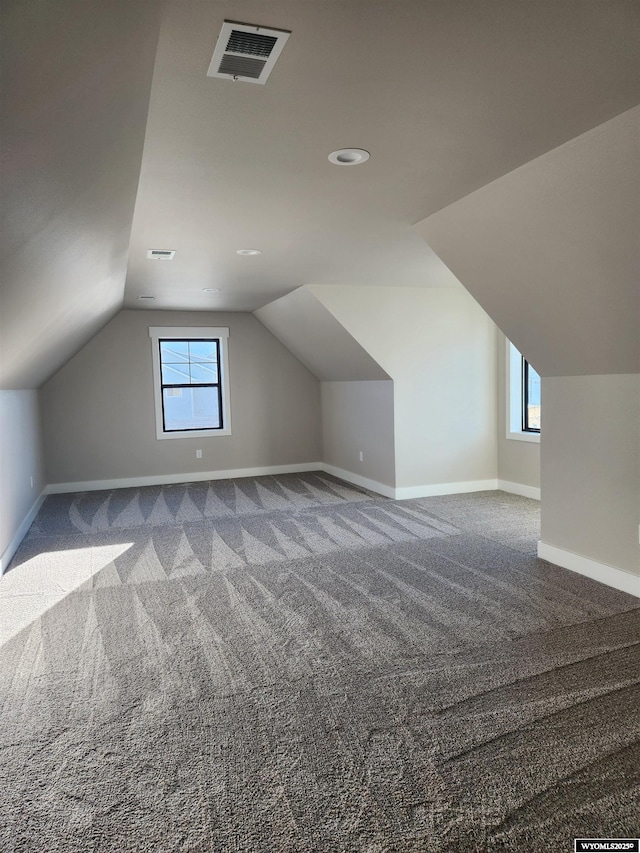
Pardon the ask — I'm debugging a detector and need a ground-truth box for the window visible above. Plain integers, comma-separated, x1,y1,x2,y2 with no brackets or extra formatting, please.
522,358,541,433
149,327,231,439
506,340,540,442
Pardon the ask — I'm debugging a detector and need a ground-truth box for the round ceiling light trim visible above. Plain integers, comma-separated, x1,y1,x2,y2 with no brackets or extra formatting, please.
138,295,156,300
202,287,221,292
328,148,370,166
236,248,262,256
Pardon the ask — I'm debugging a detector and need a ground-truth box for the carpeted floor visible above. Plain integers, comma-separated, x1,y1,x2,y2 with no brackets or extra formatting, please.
1,472,638,852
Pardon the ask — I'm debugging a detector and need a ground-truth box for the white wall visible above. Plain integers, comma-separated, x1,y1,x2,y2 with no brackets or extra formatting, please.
0,391,46,571
255,286,390,381
311,286,498,492
41,310,322,488
541,374,640,578
415,109,639,584
321,381,395,490
497,331,540,492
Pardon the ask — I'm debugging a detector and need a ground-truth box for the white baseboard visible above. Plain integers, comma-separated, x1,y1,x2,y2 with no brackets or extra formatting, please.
40,467,538,506
319,464,395,499
394,479,498,500
0,490,47,575
498,479,541,500
319,469,499,501
46,462,324,495
13,478,637,605
538,541,640,598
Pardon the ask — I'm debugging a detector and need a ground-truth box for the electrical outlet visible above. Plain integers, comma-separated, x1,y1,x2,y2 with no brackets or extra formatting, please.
196,449,202,459
359,451,364,462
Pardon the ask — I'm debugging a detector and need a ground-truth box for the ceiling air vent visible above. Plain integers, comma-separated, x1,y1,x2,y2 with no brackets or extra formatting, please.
147,249,176,260
207,21,290,85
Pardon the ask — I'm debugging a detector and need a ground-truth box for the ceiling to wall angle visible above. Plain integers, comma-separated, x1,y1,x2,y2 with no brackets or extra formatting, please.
207,21,291,84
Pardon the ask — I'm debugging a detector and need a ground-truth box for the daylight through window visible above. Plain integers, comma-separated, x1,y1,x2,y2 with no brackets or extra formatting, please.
522,358,541,432
159,339,222,432
507,340,540,442
149,326,231,439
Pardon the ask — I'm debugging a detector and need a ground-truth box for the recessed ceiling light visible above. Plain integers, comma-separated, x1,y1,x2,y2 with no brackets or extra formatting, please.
202,288,221,292
328,148,370,166
236,248,262,256
138,295,155,300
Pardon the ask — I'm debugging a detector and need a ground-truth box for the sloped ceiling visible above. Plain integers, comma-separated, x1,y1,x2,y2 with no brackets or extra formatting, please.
2,1,639,388
124,0,640,312
0,0,163,389
255,287,390,381
415,107,640,377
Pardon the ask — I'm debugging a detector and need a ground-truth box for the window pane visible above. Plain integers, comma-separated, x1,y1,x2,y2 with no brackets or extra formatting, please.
190,362,219,384
161,363,190,385
526,362,541,430
160,340,189,364
163,386,221,431
189,340,217,363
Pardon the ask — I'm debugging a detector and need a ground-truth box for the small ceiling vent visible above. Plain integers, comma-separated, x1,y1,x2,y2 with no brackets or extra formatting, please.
207,21,290,84
147,249,176,260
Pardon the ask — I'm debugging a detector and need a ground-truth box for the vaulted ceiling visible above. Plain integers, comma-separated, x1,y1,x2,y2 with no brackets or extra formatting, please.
416,107,640,377
1,0,639,388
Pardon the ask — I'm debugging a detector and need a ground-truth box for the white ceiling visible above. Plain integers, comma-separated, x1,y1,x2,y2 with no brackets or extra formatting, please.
2,0,639,388
123,0,640,311
255,286,391,381
0,0,163,389
416,107,640,377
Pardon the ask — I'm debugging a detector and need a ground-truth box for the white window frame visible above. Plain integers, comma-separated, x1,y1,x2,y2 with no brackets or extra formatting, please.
149,326,232,440
506,340,540,443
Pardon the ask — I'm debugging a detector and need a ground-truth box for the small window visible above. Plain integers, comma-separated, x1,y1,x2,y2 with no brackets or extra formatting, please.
506,340,540,443
149,327,231,439
522,358,541,433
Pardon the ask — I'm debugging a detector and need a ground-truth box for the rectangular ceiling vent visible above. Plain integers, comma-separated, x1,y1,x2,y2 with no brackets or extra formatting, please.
147,249,176,260
207,21,290,85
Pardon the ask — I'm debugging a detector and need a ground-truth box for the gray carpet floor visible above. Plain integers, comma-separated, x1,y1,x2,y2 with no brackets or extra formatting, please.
1,472,638,852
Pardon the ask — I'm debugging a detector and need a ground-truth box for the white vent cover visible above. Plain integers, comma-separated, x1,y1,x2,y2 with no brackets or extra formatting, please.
147,249,176,260
207,21,290,84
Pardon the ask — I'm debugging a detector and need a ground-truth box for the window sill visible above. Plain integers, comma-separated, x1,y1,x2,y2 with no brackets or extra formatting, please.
156,428,232,440
506,430,540,444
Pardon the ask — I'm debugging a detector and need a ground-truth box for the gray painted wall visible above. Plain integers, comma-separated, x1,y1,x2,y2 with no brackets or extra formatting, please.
416,109,638,576
321,381,395,489
541,375,640,577
311,286,497,490
0,391,46,567
497,331,540,490
41,310,322,486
